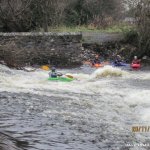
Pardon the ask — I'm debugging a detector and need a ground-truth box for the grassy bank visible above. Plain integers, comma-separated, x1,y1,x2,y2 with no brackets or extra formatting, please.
37,24,134,33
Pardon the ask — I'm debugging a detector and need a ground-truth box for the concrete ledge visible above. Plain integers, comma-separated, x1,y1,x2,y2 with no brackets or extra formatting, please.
82,32,124,43
0,32,82,37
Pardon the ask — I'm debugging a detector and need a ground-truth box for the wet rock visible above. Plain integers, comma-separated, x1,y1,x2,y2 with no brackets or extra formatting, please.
81,42,138,63
92,140,97,144
0,60,6,65
0,132,28,150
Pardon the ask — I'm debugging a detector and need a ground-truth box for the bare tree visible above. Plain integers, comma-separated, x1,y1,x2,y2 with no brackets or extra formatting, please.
136,0,150,57
0,0,33,31
0,0,126,32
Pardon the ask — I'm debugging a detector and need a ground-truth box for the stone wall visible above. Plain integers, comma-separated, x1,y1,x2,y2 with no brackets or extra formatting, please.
0,32,82,68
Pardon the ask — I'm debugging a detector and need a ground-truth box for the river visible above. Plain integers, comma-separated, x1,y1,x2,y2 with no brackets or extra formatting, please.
0,64,150,150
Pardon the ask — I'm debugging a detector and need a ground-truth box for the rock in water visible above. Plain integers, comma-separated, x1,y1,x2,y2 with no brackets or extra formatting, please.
0,132,28,150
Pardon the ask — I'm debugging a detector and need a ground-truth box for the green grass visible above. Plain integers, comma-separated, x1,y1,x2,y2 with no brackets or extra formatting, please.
37,23,135,33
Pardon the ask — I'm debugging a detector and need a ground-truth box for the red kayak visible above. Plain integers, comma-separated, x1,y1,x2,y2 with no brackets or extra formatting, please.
131,63,141,69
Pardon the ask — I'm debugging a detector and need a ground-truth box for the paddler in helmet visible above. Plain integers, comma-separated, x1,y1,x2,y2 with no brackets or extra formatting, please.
132,56,141,64
92,54,102,65
49,67,57,78
114,55,123,66
49,67,74,79
49,67,63,78
92,54,105,67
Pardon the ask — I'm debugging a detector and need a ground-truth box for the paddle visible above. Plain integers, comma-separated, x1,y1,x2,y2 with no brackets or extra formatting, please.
65,74,74,79
57,72,63,76
57,73,74,78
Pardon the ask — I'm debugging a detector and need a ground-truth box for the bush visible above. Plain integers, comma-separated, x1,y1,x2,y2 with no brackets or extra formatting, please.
122,28,138,45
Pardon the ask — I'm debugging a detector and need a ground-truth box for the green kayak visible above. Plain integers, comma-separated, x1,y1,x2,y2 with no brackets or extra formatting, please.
48,77,74,82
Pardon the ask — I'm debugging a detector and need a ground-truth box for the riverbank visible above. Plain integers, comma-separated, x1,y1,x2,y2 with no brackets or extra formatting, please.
0,31,149,69
37,24,133,33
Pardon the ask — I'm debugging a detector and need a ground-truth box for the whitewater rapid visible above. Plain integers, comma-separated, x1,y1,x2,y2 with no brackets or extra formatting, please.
0,64,150,150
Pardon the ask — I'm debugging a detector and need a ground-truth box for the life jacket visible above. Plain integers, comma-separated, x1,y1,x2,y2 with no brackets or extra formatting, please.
50,72,57,78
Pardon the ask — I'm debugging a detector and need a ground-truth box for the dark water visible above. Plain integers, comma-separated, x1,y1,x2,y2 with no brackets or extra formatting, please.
0,65,150,150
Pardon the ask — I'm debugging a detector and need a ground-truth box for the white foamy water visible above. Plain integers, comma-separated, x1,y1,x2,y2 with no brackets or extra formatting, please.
0,64,150,150
0,65,127,93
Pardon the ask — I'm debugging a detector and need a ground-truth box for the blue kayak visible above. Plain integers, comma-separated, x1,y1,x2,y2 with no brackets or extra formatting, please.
112,62,128,67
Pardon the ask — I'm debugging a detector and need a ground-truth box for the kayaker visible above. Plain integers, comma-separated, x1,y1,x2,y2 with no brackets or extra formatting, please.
114,55,123,65
49,67,63,78
49,67,57,78
92,54,103,65
132,56,141,64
